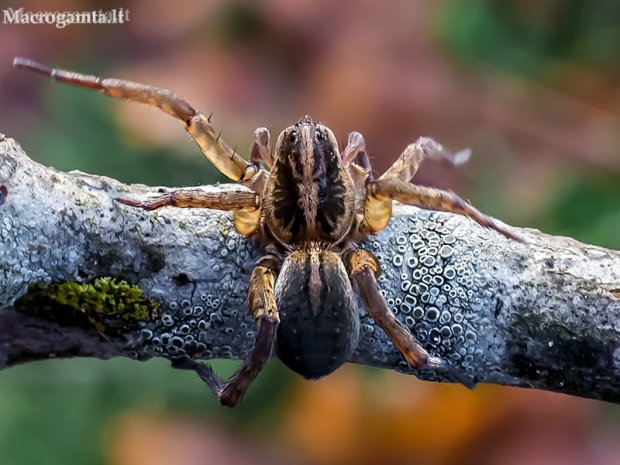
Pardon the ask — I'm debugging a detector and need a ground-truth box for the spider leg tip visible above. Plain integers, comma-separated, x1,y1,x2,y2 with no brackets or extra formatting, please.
219,384,244,408
114,197,152,210
452,148,472,165
429,357,476,389
13,57,53,76
13,57,32,68
424,355,449,374
499,228,527,244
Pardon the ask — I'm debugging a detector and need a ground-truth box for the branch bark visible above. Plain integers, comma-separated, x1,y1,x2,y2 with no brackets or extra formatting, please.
1,135,619,403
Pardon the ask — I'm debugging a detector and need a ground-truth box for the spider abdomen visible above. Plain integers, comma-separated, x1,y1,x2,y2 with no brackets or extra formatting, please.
274,247,359,379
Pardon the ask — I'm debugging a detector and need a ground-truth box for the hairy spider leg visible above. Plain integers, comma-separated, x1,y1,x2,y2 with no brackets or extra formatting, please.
117,188,258,211
116,187,262,236
345,248,476,388
13,58,267,191
170,357,226,396
220,258,280,406
12,58,270,236
362,137,523,241
380,136,471,183
345,249,440,366
368,180,523,242
170,259,279,407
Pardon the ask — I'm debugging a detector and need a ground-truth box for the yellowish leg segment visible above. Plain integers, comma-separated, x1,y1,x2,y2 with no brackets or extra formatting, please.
363,136,522,241
379,136,470,183
13,58,266,191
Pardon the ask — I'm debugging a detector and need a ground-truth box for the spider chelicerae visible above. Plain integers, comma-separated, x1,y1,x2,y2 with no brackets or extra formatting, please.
14,57,522,407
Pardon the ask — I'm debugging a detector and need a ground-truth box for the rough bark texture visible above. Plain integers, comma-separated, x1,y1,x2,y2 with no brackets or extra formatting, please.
1,135,619,403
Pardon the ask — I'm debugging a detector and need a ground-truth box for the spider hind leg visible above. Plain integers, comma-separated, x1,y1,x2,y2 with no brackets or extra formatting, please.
346,249,439,369
216,260,280,407
345,248,474,388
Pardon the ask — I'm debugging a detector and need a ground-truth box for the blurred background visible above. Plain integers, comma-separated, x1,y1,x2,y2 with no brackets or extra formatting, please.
1,0,620,463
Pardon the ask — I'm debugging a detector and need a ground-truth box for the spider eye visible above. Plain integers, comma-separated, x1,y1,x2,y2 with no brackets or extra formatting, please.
315,130,324,140
289,130,297,142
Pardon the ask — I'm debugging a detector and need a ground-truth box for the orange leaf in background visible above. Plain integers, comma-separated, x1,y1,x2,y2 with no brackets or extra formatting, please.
279,365,608,465
280,365,491,465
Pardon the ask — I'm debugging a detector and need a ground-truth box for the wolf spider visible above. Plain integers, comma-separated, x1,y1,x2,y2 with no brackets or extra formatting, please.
14,58,522,407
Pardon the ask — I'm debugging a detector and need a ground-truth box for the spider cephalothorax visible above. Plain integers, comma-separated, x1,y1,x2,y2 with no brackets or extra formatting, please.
14,58,522,407
264,117,355,245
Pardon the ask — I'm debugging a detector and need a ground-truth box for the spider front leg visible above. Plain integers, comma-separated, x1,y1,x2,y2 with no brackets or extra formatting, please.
13,58,266,191
173,258,280,407
363,137,523,241
117,188,262,236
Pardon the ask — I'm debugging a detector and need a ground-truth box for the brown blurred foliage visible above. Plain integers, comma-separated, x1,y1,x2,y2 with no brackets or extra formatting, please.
280,368,614,465
106,371,619,465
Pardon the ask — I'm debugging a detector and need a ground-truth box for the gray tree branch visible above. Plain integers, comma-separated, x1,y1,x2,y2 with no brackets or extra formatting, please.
1,135,619,402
